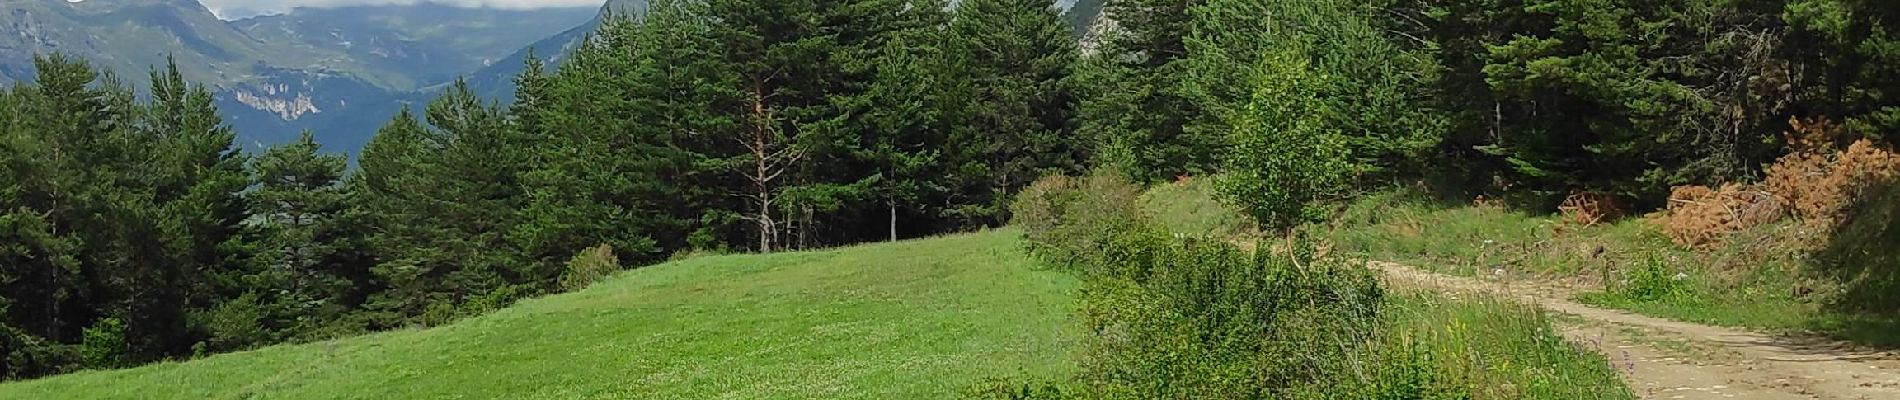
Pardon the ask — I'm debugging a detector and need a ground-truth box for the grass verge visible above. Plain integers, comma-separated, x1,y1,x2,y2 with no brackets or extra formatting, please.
1377,293,1632,399
1326,190,1900,347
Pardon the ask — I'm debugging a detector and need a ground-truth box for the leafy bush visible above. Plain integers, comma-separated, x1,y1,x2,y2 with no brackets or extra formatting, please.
1013,173,1385,399
559,244,622,292
1011,173,1168,281
1018,176,1635,399
966,378,1070,400
1213,48,1353,231
1077,238,1384,399
78,318,126,370
198,292,274,352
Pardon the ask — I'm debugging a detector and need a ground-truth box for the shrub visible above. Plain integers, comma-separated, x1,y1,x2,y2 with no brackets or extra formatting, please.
1660,184,1784,249
1215,48,1353,232
966,378,1070,400
199,292,274,352
1010,172,1165,281
1013,173,1383,399
559,244,622,292
1764,117,1900,228
78,318,126,370
1010,175,1077,253
1616,254,1692,302
1078,238,1384,399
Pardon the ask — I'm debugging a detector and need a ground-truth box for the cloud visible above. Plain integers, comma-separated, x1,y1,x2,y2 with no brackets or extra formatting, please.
202,0,605,19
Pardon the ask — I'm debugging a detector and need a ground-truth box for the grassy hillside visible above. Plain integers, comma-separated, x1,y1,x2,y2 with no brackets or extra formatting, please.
0,231,1078,399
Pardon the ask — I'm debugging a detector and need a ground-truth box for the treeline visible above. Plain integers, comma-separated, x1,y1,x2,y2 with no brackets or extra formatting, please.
0,0,1084,379
1084,0,1900,221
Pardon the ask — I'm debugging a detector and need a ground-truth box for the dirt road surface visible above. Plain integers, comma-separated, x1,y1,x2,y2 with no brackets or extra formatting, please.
1372,261,1900,399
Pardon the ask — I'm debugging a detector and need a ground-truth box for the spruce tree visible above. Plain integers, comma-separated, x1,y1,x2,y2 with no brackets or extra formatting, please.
240,131,366,344
1078,0,1218,183
947,0,1082,226
140,59,251,357
514,15,666,279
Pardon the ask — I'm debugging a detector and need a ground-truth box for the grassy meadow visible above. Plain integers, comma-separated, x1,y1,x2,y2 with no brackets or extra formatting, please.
0,231,1079,399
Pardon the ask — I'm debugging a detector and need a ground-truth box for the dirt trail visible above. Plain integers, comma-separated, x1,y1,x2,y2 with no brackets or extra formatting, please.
1371,261,1900,399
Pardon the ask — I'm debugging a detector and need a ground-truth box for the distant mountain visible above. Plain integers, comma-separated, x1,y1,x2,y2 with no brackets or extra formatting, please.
232,3,598,90
468,0,1104,102
0,0,1108,153
0,0,606,154
0,0,339,89
466,0,649,101
1064,0,1104,37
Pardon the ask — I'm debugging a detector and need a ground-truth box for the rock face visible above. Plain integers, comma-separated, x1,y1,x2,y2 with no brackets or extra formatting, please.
235,84,319,120
1077,6,1117,56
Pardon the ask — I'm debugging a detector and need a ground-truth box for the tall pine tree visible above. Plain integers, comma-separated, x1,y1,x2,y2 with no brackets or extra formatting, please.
947,0,1082,226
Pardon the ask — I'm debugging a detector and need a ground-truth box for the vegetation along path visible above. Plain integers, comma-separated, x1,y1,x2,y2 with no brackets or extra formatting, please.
1370,261,1900,399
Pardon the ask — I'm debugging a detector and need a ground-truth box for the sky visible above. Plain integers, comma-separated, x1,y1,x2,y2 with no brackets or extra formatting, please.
200,0,604,19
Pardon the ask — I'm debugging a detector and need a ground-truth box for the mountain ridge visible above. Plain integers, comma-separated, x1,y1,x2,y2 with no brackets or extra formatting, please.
0,0,610,153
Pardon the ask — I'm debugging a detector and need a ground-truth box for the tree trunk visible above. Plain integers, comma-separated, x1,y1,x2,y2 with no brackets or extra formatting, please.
798,206,812,250
750,82,774,253
889,201,897,242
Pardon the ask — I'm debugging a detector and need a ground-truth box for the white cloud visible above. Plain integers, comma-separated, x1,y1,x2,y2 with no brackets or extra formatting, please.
202,0,605,19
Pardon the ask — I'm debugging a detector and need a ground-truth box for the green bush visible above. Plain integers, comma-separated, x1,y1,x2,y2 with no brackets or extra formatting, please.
966,377,1070,400
1213,48,1353,232
198,292,274,352
559,244,622,292
78,318,126,370
1013,173,1384,399
1011,172,1168,281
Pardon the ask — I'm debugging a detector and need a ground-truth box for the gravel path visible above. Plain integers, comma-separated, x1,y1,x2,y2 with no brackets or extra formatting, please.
1371,261,1900,399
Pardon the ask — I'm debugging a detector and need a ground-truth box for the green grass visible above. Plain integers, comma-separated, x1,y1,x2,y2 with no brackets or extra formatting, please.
1124,183,1632,398
0,231,1080,399
1325,190,1900,346
1138,177,1256,240
1378,294,1634,399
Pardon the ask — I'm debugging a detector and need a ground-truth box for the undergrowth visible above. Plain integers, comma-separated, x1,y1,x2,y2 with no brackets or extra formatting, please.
997,172,1632,399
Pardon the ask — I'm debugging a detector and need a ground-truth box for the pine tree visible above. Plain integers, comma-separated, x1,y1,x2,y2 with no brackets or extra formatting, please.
355,106,451,326
140,58,251,357
1078,0,1217,183
947,0,1082,226
628,0,748,251
240,131,366,344
514,14,667,279
849,0,956,241
701,0,831,252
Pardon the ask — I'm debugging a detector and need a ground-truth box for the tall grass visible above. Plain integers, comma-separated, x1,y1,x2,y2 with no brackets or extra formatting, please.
1002,173,1633,399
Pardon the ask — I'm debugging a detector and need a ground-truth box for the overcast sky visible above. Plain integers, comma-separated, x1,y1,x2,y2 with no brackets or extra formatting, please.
200,0,604,19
